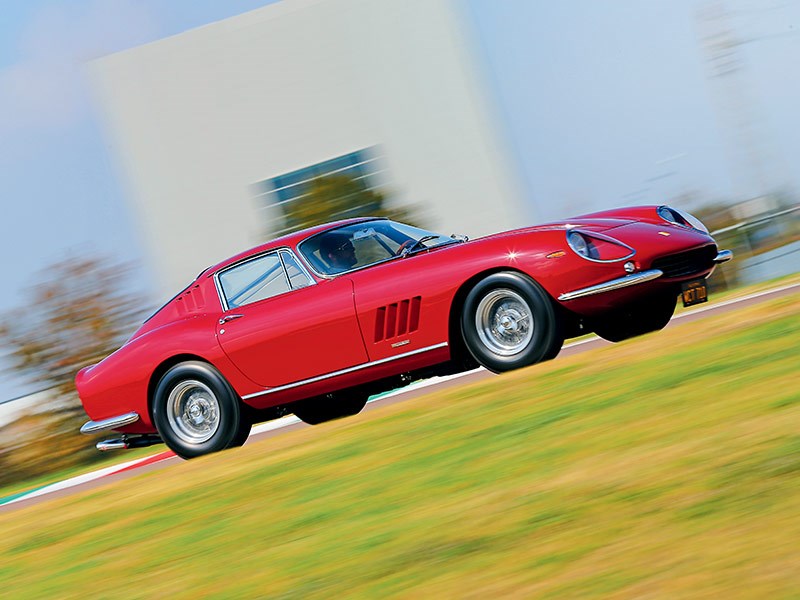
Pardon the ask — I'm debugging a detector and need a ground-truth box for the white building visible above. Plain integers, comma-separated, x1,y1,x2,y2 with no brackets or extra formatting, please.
91,0,531,298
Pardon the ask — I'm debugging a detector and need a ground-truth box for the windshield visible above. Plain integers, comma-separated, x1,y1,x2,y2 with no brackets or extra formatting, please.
299,220,456,276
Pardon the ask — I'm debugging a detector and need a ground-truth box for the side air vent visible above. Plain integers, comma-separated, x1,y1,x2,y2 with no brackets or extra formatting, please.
175,284,205,316
374,297,421,342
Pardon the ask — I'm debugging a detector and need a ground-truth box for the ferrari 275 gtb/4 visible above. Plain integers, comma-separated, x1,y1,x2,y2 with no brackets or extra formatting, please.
77,205,731,458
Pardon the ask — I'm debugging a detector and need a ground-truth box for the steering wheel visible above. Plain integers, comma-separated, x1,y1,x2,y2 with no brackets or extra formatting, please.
395,235,439,257
396,240,416,256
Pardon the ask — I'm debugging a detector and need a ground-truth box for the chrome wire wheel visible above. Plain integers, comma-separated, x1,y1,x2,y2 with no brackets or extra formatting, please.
475,288,534,356
166,379,220,444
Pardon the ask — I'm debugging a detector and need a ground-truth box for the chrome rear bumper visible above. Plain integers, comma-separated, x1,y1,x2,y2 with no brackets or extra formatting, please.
558,269,663,302
80,411,140,435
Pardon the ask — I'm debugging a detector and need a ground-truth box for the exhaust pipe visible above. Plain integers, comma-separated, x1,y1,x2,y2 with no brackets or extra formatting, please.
96,434,163,452
96,439,127,451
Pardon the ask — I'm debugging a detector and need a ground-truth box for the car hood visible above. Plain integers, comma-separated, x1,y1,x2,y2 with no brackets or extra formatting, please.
480,217,637,241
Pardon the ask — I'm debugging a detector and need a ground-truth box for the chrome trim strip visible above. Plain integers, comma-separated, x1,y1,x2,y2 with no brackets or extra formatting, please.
713,249,733,264
80,411,140,435
558,269,663,301
212,269,228,313
242,342,449,400
278,248,317,287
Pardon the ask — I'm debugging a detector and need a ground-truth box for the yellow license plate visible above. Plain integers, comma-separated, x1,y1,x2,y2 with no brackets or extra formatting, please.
681,279,708,307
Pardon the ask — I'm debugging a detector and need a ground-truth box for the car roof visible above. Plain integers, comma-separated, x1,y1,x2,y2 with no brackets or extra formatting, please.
199,216,384,277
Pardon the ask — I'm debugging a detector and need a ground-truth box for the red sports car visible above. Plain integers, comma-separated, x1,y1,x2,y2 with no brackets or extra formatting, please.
78,205,731,458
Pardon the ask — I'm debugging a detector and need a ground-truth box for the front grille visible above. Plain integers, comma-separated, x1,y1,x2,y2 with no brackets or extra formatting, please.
651,245,718,278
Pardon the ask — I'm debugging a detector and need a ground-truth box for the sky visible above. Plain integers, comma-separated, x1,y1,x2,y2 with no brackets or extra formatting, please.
0,0,275,402
467,0,800,218
1,0,799,403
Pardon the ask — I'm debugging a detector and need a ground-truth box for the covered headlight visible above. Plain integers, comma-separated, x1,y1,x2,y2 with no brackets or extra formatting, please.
566,230,635,262
657,205,709,234
567,230,590,258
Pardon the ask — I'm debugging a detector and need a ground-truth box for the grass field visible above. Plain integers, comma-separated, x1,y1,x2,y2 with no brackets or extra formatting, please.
1,292,798,598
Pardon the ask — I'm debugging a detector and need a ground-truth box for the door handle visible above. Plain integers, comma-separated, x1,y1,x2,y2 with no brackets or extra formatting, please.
219,314,244,325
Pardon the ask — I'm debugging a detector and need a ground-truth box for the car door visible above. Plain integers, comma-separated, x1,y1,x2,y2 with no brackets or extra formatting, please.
346,250,454,363
215,249,368,388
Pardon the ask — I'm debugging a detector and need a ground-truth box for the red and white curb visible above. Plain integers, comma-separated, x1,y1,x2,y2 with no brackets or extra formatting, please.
0,451,175,507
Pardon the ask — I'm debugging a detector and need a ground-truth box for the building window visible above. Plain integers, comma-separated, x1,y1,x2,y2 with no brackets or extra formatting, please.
255,147,386,235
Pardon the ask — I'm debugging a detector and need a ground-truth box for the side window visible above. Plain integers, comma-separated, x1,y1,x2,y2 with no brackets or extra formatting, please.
219,253,290,308
280,251,313,289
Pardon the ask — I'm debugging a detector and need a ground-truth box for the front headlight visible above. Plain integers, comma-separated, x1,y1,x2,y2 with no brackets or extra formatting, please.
566,230,635,262
657,205,709,234
567,230,590,258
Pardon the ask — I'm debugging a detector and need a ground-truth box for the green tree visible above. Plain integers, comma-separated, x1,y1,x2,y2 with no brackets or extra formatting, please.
279,173,421,234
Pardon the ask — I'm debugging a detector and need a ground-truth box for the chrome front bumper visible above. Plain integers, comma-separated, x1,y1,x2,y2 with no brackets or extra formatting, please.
713,249,733,264
80,411,140,435
558,269,663,301
558,249,733,302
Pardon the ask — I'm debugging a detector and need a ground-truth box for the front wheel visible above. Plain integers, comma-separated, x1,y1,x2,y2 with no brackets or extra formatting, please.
461,272,562,373
153,361,248,459
292,390,368,425
227,405,254,449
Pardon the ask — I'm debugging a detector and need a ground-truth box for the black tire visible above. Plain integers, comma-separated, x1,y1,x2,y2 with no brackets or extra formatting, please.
227,407,253,449
461,272,563,373
592,293,677,343
152,361,246,459
292,390,368,425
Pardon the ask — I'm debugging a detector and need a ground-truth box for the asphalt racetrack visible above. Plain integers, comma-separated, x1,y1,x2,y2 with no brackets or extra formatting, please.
2,281,798,514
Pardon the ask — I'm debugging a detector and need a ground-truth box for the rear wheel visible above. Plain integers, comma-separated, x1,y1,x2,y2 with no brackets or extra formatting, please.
292,390,368,425
153,361,249,459
461,272,562,373
592,293,677,342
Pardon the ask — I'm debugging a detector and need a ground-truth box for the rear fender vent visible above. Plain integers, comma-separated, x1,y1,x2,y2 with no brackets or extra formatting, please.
175,284,205,316
374,297,421,342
